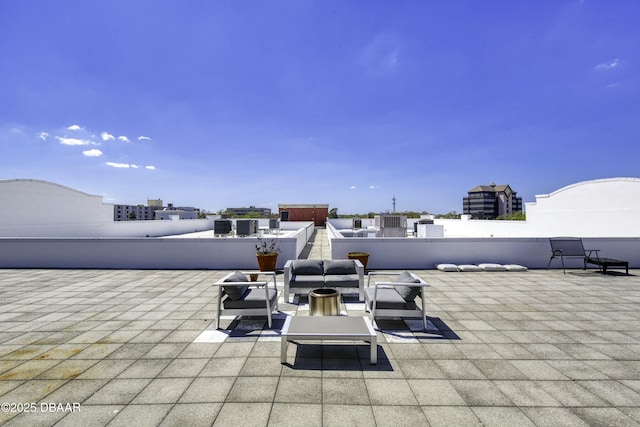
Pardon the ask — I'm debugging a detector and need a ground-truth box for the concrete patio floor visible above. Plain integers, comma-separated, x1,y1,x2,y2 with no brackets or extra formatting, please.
1,234,640,426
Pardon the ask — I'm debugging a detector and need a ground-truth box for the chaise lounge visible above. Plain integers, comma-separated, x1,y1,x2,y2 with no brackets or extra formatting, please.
283,259,365,303
547,237,629,275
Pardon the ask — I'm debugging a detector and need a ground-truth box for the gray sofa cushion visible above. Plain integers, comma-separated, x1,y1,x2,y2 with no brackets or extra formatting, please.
393,271,422,301
223,271,249,300
325,274,360,288
223,288,277,309
291,275,326,288
365,288,417,310
323,260,357,275
291,260,324,275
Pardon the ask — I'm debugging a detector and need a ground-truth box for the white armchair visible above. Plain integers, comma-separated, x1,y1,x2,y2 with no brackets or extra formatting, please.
364,271,430,330
213,271,279,329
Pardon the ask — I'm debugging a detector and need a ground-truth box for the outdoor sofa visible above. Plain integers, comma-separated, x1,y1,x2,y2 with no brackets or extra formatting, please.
283,259,365,303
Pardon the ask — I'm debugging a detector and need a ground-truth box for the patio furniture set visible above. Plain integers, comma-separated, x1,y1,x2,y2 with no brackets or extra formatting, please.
212,259,430,365
211,238,628,365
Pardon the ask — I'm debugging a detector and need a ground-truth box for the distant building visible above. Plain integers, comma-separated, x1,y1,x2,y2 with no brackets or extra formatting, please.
155,205,199,220
114,201,159,221
463,183,522,219
115,199,200,221
225,206,272,217
278,204,329,227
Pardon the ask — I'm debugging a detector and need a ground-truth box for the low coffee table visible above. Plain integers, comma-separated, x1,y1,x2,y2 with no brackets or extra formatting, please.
281,316,377,364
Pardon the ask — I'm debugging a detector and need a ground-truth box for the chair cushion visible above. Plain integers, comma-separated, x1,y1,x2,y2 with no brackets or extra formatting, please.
365,288,417,310
458,264,482,272
479,263,507,271
291,260,324,275
393,271,421,301
223,271,249,300
291,275,326,288
223,288,277,309
323,260,357,275
437,263,459,272
325,274,360,288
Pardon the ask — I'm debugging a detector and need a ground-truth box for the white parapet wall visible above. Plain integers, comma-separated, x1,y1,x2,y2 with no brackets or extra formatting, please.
327,222,640,269
0,223,315,270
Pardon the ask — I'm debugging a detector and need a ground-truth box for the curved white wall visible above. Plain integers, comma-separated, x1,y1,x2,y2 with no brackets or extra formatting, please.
525,177,640,237
1,179,113,226
0,179,213,237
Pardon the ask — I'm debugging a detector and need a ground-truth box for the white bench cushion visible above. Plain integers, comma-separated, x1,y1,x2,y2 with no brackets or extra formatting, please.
458,264,482,272
436,264,459,272
479,263,508,271
504,264,528,271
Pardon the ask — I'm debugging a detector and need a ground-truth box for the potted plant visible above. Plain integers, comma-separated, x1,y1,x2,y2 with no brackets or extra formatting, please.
255,237,280,271
347,251,369,270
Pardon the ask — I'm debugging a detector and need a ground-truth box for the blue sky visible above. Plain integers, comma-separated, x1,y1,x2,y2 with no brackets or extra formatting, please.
1,1,638,214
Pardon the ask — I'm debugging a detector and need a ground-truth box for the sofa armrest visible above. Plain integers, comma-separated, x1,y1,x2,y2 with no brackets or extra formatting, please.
237,270,277,290
354,259,365,301
283,260,293,303
367,271,402,288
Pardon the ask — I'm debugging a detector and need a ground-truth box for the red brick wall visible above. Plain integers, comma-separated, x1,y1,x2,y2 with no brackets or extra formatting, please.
279,207,328,226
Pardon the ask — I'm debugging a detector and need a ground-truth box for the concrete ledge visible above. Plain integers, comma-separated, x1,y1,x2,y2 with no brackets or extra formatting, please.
330,233,640,270
0,232,308,270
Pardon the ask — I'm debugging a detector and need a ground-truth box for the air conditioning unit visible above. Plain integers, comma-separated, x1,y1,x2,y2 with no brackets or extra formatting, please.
214,220,232,236
380,214,407,237
237,219,258,236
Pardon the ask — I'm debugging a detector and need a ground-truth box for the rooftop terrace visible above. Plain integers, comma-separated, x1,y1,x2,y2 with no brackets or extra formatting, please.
1,230,640,426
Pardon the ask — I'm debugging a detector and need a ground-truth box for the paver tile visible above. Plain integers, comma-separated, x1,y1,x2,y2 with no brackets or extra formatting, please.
1,260,640,425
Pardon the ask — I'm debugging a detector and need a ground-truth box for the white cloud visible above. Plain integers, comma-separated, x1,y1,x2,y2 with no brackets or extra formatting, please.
595,58,621,70
55,136,91,146
38,132,49,141
118,136,130,142
350,186,357,190
101,131,115,141
66,124,82,131
369,185,380,189
106,162,154,170
138,136,151,141
83,149,103,157
106,162,132,168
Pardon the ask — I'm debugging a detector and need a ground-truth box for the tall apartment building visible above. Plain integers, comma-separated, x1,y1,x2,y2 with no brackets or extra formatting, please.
463,183,522,219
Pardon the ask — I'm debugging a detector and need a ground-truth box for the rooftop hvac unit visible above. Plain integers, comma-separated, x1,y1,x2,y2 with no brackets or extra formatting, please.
414,219,434,233
237,219,258,236
269,218,280,230
352,218,362,229
380,215,407,237
214,220,232,236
